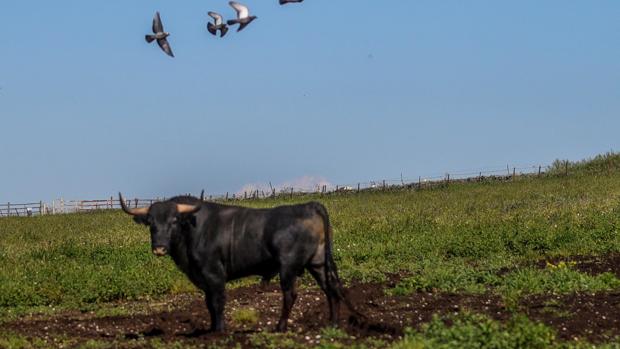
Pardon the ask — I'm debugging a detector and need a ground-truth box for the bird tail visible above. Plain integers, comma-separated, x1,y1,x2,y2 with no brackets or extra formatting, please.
227,19,239,25
220,25,229,37
145,35,156,43
207,22,217,36
237,22,248,32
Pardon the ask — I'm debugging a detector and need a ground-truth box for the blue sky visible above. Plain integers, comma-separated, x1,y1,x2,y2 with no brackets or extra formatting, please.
1,1,619,202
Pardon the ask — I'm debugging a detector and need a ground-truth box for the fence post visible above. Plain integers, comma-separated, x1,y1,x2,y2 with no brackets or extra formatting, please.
513,167,516,180
225,192,229,201
446,173,450,186
538,166,541,176
290,188,294,199
357,183,360,192
382,180,386,190
7,202,10,217
507,164,510,176
418,176,421,189
39,201,43,215
565,160,569,176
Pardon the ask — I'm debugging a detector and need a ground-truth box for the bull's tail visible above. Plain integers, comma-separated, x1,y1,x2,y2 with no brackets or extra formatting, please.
316,203,368,324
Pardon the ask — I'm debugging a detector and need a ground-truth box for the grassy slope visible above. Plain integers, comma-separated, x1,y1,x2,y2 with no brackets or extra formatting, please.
1,167,620,310
1,155,620,348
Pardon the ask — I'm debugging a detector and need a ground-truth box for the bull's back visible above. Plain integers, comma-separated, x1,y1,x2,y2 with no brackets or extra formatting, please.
263,202,328,259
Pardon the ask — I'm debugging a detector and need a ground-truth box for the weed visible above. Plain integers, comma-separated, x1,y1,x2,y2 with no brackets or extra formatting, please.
231,307,259,327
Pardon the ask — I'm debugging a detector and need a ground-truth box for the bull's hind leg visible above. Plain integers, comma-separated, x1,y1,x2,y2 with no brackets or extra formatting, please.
276,268,299,332
308,265,340,327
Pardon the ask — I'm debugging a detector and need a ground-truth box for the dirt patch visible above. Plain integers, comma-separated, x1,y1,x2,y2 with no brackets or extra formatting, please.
0,277,508,348
535,254,620,278
3,271,620,347
497,253,620,278
522,292,620,342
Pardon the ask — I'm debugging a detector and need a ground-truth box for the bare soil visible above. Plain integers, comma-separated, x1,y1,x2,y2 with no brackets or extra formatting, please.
522,292,620,342
534,253,620,278
3,255,620,348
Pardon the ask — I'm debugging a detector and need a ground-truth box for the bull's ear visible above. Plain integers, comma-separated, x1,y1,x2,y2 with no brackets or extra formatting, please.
133,215,149,225
188,215,197,228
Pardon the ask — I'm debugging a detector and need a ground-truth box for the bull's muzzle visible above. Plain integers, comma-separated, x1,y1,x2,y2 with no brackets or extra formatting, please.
152,247,167,257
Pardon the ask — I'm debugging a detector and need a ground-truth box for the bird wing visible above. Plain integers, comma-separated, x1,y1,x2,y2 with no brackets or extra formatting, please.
208,11,223,26
157,38,174,57
229,1,249,19
153,11,164,33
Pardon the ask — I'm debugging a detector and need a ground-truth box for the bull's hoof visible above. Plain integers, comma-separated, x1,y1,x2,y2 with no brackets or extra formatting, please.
208,326,226,334
275,323,288,332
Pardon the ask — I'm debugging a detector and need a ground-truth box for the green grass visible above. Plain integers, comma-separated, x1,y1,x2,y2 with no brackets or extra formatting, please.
2,159,620,310
2,154,620,347
231,307,260,327
388,312,620,349
391,313,556,349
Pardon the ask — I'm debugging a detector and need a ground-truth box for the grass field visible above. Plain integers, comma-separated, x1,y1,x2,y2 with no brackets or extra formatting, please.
1,153,620,348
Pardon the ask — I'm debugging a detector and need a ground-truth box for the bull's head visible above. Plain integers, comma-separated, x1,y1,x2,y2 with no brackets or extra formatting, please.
119,193,200,257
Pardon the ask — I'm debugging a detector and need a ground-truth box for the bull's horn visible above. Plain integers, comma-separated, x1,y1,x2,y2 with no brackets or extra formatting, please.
176,204,200,214
118,192,149,216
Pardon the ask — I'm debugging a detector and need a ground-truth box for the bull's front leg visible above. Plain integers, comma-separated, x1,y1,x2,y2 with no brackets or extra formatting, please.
204,285,226,332
203,276,227,332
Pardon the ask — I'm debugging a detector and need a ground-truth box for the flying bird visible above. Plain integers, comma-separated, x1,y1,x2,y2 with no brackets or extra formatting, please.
207,12,229,37
279,0,304,4
227,2,257,32
145,11,174,57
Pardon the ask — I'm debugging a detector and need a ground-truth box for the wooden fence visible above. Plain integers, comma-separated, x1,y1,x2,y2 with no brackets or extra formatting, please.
0,163,551,218
0,202,44,217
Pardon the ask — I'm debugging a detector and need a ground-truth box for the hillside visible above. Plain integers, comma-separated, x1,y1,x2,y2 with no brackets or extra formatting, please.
1,154,620,348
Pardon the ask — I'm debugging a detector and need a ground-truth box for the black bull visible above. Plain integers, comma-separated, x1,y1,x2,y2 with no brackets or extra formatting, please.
119,193,363,332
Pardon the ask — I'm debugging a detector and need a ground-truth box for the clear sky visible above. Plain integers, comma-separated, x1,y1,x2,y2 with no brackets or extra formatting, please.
1,1,619,202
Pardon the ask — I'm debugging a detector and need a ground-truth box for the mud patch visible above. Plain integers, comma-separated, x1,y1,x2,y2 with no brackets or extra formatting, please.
522,292,620,342
3,274,620,347
535,254,620,278
0,278,508,348
498,253,620,277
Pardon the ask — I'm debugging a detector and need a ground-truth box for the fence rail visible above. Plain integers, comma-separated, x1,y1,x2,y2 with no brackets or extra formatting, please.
0,163,556,217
